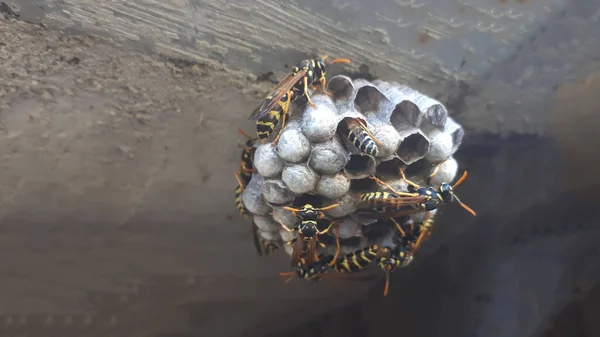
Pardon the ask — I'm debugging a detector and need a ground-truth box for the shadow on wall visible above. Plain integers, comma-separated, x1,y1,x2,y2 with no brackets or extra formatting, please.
200,134,600,337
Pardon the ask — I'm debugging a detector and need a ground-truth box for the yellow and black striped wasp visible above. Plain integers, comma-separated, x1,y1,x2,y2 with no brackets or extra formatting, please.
339,117,382,156
330,243,412,296
410,211,436,252
356,162,476,220
333,244,381,273
279,254,335,283
357,186,429,238
280,245,377,284
275,203,342,268
234,128,257,218
375,243,413,297
248,55,351,144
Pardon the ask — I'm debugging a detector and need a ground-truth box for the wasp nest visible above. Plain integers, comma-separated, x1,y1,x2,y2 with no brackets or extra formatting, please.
244,76,463,263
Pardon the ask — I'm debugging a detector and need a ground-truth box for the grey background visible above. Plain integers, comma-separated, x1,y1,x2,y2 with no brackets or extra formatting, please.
1,0,600,336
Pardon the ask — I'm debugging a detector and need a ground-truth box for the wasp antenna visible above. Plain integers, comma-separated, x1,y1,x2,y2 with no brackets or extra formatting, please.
452,171,469,188
383,270,391,297
283,206,302,213
453,195,477,216
327,58,351,65
279,272,295,284
459,202,477,216
317,203,339,212
428,162,444,185
237,128,252,140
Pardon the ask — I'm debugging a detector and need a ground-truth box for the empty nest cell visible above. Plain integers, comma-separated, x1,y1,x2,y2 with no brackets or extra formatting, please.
354,84,388,115
390,101,423,128
376,157,404,178
396,131,430,165
343,154,376,179
326,75,355,102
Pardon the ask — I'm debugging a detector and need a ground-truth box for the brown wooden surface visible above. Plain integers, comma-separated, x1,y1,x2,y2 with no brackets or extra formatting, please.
1,7,600,337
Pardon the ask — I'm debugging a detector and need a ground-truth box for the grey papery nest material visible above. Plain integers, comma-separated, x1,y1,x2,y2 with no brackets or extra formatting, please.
241,76,464,260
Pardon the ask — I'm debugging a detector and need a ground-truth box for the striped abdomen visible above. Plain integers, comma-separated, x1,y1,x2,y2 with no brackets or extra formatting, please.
296,255,333,279
256,94,290,141
240,140,255,181
234,185,248,217
343,118,378,156
334,245,380,273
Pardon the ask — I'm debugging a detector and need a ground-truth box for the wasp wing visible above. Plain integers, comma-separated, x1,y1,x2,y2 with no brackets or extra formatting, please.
359,195,427,209
302,238,321,267
248,69,307,121
290,234,305,267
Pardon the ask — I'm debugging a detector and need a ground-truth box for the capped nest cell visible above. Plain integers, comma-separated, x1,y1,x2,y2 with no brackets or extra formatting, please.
239,76,466,282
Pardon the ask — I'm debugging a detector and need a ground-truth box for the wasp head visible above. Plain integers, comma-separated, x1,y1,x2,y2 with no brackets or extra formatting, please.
315,58,327,79
439,183,455,203
378,256,400,273
298,204,320,220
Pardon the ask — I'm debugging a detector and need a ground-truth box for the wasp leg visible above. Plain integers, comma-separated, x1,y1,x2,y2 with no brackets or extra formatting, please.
303,76,317,108
328,225,341,267
279,271,295,283
234,171,245,188
319,76,332,96
390,218,406,237
427,161,445,185
368,176,418,197
399,168,421,189
273,213,297,233
413,212,432,251
317,220,338,235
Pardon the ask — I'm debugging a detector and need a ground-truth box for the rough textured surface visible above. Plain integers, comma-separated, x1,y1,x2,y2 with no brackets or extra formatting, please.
7,0,600,137
1,6,600,337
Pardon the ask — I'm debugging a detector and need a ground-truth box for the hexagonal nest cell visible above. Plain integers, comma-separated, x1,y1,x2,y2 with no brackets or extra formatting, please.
237,76,467,284
396,131,430,165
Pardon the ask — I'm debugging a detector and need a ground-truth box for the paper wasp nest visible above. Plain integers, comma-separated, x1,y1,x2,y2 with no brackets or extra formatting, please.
244,76,463,258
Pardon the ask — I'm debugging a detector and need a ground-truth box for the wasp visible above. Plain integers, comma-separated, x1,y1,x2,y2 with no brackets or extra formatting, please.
339,118,381,156
357,189,428,237
333,244,381,273
236,128,257,182
410,212,436,252
234,128,257,218
248,55,351,144
376,244,413,297
251,224,281,257
234,171,250,218
331,243,412,296
275,203,342,268
356,162,477,219
281,250,376,283
279,254,335,283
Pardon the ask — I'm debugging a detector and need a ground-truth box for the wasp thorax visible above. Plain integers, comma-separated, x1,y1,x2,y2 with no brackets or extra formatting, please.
301,228,318,238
